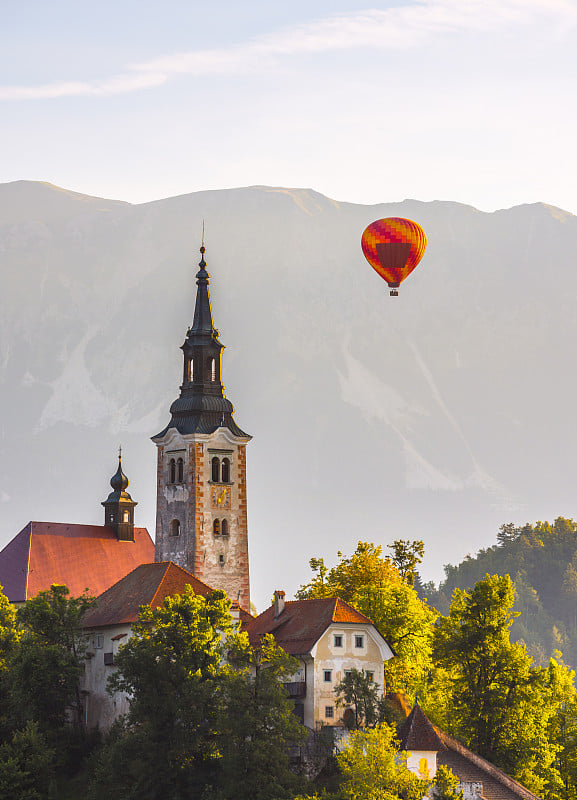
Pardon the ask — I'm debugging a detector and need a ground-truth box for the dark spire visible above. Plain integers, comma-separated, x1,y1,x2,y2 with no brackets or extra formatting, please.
102,450,137,541
109,448,129,494
189,245,219,337
153,243,250,440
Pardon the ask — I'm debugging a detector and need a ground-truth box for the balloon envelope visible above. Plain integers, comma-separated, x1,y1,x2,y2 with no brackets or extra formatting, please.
361,218,427,290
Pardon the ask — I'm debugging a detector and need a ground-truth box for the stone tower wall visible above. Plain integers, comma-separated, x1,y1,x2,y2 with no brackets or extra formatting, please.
154,432,250,612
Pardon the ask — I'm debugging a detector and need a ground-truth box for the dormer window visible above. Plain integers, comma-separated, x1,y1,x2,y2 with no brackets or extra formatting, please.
221,458,230,483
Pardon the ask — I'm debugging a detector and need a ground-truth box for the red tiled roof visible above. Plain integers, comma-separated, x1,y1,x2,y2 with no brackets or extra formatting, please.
398,702,446,752
0,522,154,602
436,730,541,800
244,597,382,655
82,561,216,628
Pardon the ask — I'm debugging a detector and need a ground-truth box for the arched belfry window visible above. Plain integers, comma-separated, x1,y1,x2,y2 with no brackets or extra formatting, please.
213,519,220,536
122,509,130,523
188,358,194,382
211,358,216,382
221,519,228,537
221,458,230,483
177,458,184,483
211,456,220,483
170,519,181,537
169,459,176,484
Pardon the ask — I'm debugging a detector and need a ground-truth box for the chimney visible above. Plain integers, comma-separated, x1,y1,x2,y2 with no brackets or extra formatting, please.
274,590,285,619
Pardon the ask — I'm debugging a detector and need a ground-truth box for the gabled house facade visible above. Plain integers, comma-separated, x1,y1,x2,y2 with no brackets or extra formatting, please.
244,591,394,729
79,560,248,731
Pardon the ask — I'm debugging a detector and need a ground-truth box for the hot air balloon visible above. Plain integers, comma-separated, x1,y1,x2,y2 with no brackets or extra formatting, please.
361,217,427,296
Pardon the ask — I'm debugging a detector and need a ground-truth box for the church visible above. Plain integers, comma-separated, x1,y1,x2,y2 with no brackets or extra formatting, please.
0,244,251,612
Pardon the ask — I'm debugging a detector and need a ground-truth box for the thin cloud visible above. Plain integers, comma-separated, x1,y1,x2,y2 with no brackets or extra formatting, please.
0,0,574,100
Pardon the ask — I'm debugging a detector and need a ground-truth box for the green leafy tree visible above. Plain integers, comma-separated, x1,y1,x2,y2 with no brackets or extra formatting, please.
355,582,436,698
11,584,94,734
387,540,425,587
297,542,436,700
433,574,569,795
95,587,233,799
0,585,19,741
337,723,427,800
217,633,307,800
334,667,383,730
92,588,307,800
296,542,400,603
0,721,55,800
432,765,463,800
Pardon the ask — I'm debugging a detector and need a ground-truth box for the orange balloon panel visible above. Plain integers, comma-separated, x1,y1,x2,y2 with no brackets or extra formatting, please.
361,218,427,287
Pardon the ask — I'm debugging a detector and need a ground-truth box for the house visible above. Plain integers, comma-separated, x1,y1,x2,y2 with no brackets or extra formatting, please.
0,456,154,603
80,560,251,731
399,702,541,800
244,590,394,729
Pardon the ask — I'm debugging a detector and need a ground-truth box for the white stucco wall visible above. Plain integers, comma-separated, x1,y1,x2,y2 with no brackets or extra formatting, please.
81,623,132,732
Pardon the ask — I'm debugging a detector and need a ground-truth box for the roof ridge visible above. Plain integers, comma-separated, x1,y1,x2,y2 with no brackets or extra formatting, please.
24,523,32,601
436,728,541,800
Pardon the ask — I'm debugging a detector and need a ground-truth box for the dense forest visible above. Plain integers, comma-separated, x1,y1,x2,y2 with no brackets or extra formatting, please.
421,517,577,667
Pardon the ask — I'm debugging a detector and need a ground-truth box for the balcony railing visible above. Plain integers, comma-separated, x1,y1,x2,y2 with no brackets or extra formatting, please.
284,681,306,698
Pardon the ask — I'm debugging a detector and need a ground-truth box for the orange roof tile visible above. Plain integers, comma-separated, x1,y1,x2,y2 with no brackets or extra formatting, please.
82,561,216,628
244,597,386,655
0,522,154,602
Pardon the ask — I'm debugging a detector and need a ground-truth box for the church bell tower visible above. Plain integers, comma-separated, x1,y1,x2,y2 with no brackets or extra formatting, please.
152,245,251,610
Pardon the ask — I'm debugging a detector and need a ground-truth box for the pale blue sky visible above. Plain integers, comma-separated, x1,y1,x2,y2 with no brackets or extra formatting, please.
2,0,576,211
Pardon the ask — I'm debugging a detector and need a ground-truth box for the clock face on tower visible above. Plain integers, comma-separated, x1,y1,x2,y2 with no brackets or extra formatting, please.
211,486,230,509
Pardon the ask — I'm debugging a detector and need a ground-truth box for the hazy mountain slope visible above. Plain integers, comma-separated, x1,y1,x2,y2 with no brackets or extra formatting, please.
1,180,576,611
423,517,577,667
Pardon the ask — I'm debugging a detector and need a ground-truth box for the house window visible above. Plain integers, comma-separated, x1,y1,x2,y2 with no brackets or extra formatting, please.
170,519,181,537
93,634,104,649
323,670,332,683
355,635,364,648
366,671,374,683
212,456,220,483
325,706,334,719
221,457,230,483
169,458,176,483
419,758,430,779
333,635,343,648
221,519,228,537
103,652,114,666
177,457,184,483
213,519,220,536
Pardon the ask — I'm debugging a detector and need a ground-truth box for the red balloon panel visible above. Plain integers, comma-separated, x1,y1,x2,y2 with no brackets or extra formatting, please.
361,217,427,287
